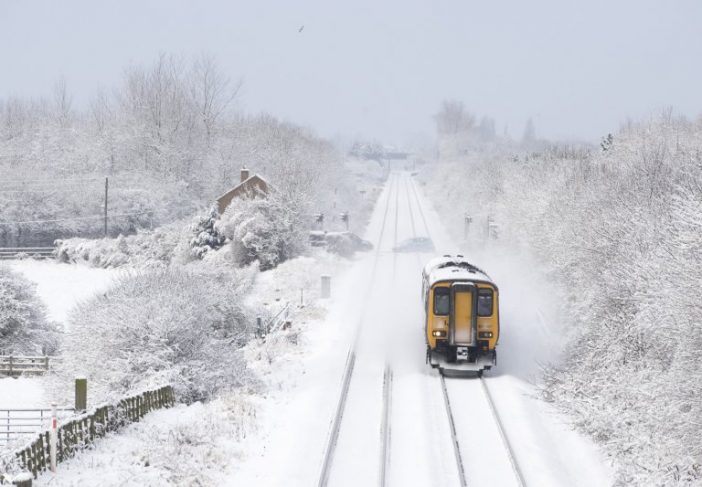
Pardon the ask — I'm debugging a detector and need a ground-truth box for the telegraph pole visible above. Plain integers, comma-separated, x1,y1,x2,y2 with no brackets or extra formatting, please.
104,177,109,238
464,213,472,240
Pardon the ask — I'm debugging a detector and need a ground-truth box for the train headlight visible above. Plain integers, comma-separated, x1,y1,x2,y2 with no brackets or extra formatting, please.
478,331,493,339
432,330,447,338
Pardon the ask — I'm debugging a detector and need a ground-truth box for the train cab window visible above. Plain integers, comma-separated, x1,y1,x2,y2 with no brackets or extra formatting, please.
477,288,494,317
434,287,450,315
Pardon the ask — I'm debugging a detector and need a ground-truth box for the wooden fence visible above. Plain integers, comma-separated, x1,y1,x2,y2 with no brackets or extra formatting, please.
0,357,54,378
0,248,54,260
0,385,175,482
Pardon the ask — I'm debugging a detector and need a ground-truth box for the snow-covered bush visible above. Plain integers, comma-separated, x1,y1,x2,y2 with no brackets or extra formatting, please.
57,267,256,404
55,219,191,268
216,190,307,270
188,206,227,259
424,111,702,485
0,265,59,354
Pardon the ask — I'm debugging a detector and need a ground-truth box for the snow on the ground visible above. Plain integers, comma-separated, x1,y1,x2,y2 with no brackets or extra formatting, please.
33,397,256,487
0,377,46,409
8,260,121,325
1,260,121,443
24,172,613,486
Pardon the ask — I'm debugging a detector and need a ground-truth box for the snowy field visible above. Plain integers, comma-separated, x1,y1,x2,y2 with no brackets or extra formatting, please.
26,173,613,486
1,260,120,451
8,260,121,325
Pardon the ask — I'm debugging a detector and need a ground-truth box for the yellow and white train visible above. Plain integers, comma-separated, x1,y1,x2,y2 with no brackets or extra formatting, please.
422,256,499,375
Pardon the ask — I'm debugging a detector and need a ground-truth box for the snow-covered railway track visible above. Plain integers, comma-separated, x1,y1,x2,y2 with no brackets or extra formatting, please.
479,376,526,487
442,374,527,487
440,374,469,487
379,365,393,487
317,173,399,487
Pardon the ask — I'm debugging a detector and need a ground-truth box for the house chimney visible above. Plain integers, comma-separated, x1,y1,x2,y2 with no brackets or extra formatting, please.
240,167,250,183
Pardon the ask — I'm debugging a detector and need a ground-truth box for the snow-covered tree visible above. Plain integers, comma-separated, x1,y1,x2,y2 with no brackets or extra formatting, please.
189,205,227,259
0,265,59,354
216,190,307,270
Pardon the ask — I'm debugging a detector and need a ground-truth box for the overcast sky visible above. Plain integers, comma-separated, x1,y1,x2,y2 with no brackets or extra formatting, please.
1,0,701,145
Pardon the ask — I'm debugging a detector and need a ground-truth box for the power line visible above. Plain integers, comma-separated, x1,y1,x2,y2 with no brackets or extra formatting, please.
0,177,104,184
0,211,152,226
0,187,103,195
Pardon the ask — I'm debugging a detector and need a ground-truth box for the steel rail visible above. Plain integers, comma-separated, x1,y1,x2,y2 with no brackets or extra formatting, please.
379,365,393,487
403,173,417,239
479,377,527,487
407,174,432,238
317,172,399,487
440,374,468,487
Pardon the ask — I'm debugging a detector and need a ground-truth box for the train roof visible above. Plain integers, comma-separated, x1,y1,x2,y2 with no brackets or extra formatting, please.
423,255,495,287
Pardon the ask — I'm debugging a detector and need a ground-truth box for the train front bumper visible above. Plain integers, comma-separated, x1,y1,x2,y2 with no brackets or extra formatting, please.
427,347,497,372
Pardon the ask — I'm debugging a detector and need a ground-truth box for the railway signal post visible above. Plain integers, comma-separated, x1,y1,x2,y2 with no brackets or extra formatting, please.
463,213,472,240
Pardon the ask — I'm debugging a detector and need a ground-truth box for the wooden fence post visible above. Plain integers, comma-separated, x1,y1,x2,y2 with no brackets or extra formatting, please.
75,378,87,412
11,472,33,487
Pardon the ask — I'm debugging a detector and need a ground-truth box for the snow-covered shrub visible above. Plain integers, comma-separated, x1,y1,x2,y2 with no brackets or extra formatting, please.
55,219,191,269
188,206,226,259
0,265,59,354
58,267,256,404
216,190,307,270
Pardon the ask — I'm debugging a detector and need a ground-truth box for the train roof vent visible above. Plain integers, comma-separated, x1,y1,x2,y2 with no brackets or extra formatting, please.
457,254,464,257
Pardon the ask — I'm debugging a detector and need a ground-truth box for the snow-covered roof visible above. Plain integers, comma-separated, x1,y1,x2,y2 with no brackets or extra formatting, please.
215,174,269,202
423,255,495,287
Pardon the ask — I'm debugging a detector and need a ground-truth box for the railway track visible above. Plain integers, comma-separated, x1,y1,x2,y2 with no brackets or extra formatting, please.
440,374,469,487
479,376,526,487
378,365,393,487
320,172,526,487
440,373,527,487
317,172,399,487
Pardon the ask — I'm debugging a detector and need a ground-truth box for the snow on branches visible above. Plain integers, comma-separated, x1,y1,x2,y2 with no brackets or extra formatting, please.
57,267,256,404
426,111,702,485
0,265,60,354
216,191,307,270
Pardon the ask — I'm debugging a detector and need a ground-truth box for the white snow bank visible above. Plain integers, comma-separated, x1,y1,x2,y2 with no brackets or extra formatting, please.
8,260,121,325
33,396,256,487
0,377,46,409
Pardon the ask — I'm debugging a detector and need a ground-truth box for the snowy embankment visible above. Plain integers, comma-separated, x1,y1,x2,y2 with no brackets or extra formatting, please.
422,113,702,485
26,248,353,486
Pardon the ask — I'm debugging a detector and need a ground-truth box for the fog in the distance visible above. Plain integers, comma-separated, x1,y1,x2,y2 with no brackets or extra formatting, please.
1,0,701,144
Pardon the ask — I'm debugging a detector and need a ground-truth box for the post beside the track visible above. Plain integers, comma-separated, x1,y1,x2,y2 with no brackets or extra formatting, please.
50,402,57,473
321,275,331,299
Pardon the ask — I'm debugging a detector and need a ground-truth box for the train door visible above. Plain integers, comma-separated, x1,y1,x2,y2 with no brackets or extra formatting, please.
450,282,476,346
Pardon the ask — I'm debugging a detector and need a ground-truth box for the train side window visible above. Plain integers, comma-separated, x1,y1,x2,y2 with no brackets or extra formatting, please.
477,288,493,317
434,287,450,315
